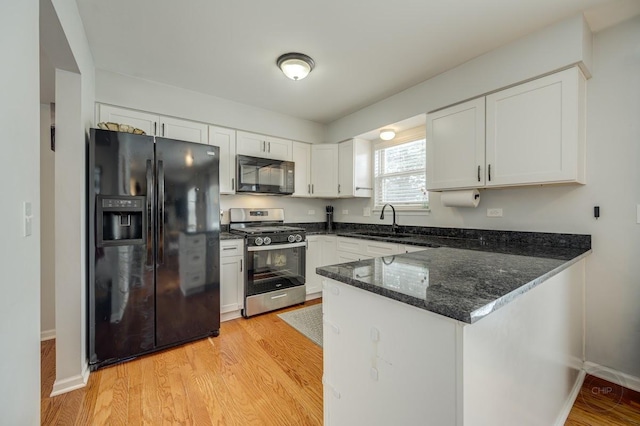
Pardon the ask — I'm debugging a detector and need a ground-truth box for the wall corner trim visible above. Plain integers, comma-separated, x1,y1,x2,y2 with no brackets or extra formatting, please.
554,369,586,426
50,363,90,397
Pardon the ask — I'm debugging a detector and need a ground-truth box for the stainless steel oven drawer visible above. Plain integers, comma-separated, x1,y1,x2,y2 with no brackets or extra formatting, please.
244,285,306,317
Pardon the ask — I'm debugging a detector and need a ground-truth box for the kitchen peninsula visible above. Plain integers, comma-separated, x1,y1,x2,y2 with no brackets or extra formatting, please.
317,230,591,425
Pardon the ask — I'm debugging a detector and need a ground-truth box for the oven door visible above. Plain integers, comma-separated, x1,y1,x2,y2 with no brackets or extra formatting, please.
246,241,306,296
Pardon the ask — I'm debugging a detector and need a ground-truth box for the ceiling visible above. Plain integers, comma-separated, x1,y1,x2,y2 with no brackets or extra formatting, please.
75,0,636,125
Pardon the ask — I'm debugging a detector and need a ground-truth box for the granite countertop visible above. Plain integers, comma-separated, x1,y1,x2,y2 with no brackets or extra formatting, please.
316,241,591,324
220,232,243,240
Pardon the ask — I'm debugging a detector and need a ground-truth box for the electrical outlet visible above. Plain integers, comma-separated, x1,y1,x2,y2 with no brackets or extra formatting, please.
363,207,371,217
342,209,349,215
308,209,315,215
487,208,503,218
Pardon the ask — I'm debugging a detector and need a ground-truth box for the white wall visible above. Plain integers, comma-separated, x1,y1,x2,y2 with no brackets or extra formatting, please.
327,14,592,144
220,195,330,225
329,16,640,381
40,104,56,339
44,0,95,395
0,1,41,424
95,69,326,144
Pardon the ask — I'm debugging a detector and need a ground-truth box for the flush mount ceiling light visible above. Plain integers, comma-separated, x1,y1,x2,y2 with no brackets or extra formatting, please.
379,129,396,141
277,52,315,81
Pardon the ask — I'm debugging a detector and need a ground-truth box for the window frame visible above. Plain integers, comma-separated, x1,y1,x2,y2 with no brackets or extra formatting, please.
372,126,428,212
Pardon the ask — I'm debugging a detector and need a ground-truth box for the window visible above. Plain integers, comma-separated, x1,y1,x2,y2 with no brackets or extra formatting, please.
374,131,427,210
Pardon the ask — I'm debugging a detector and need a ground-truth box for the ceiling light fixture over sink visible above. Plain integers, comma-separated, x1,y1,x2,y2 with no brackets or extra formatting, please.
277,52,315,81
379,129,396,140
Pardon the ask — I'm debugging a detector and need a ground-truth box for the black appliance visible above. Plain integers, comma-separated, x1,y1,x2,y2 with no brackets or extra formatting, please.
236,155,295,194
229,208,306,317
88,128,221,370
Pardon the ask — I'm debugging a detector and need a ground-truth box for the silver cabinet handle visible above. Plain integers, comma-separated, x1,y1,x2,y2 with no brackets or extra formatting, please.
312,184,314,194
162,123,165,137
488,164,492,181
222,247,236,251
232,178,235,190
268,142,271,153
478,165,481,182
338,184,341,194
308,184,311,194
271,293,288,300
355,186,373,191
240,259,243,272
153,122,157,135
262,140,266,152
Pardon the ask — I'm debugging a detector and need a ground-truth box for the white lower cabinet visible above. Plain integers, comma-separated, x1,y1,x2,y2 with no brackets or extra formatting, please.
323,280,458,425
306,235,337,298
336,237,407,261
220,239,244,320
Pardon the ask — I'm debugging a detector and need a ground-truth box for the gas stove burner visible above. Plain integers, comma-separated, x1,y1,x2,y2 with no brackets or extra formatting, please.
232,225,305,235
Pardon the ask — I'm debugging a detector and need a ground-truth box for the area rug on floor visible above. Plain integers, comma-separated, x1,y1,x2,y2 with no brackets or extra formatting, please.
278,304,323,347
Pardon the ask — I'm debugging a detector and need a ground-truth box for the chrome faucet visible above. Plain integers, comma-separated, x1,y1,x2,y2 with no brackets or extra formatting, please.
380,204,398,233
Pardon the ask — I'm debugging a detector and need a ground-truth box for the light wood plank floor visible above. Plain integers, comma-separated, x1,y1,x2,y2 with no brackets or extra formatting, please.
41,299,323,425
41,297,640,425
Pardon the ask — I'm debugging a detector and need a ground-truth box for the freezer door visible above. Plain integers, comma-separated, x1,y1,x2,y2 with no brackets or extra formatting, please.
155,138,221,347
88,129,156,368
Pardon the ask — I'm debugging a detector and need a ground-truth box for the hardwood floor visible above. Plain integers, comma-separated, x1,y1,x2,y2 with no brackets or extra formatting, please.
566,374,640,425
41,298,640,425
41,300,323,425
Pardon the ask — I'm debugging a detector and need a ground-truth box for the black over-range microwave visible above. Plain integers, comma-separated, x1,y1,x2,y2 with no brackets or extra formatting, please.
236,155,295,195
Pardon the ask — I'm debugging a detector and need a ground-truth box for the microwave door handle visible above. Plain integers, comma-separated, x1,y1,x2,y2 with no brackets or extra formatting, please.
158,160,165,265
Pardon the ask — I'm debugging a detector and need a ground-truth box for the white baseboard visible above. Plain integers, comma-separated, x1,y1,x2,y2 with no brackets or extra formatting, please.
40,329,56,341
50,363,90,397
554,369,586,426
221,310,242,322
305,292,322,301
583,361,640,393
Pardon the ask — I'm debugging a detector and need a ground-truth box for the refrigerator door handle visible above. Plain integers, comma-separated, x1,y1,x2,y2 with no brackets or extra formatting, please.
158,160,165,265
145,160,154,268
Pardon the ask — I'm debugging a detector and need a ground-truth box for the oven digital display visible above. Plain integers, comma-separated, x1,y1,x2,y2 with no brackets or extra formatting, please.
250,211,268,216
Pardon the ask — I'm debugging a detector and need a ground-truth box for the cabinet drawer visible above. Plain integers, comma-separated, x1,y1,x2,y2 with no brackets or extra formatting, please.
221,239,244,257
336,237,364,254
365,241,400,257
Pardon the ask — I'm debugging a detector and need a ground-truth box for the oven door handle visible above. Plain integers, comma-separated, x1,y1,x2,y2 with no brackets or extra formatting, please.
247,241,307,252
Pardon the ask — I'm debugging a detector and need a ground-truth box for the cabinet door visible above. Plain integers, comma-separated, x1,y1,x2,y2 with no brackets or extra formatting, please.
336,251,364,263
159,116,208,144
321,236,338,266
266,136,292,161
338,140,354,197
220,256,243,314
292,142,312,197
97,104,159,136
311,144,339,197
305,236,322,295
338,138,372,198
236,131,266,157
485,67,585,186
209,125,236,194
426,98,485,190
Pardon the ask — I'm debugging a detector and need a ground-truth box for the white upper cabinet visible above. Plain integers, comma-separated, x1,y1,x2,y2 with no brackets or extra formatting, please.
426,67,586,191
311,144,339,197
426,98,485,191
97,104,208,144
159,116,208,144
339,138,372,198
485,67,586,186
236,131,292,161
208,125,236,194
97,104,159,136
292,141,312,197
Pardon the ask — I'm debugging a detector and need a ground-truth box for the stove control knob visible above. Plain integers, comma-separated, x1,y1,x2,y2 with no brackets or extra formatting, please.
287,235,296,243
295,234,303,242
263,236,272,245
254,237,264,246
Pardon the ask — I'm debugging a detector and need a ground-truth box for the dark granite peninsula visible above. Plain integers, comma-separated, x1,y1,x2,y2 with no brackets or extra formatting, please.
318,230,590,426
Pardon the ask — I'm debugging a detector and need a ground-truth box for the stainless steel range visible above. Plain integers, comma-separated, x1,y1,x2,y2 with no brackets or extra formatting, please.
229,208,306,317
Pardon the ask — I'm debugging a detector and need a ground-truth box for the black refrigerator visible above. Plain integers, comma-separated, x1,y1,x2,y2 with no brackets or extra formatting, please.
88,128,220,370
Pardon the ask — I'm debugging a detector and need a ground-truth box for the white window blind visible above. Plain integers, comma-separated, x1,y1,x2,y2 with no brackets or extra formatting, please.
374,137,427,209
